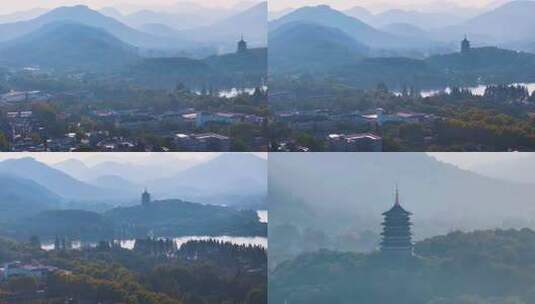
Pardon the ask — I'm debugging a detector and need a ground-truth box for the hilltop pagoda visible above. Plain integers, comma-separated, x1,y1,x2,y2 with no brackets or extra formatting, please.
237,35,248,54
141,188,151,206
380,186,413,256
461,35,471,54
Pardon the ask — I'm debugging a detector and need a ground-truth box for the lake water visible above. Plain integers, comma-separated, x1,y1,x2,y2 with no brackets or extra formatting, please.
419,82,535,98
193,86,267,99
257,210,268,223
41,210,268,251
218,88,256,98
42,235,267,251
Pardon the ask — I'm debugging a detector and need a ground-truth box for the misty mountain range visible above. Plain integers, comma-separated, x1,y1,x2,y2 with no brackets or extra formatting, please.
0,153,266,222
468,154,535,184
269,153,535,244
270,0,535,74
0,2,266,73
268,1,535,90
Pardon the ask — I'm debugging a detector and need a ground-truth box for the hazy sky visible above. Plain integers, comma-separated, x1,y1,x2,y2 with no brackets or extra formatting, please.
429,152,529,170
0,152,520,172
270,0,510,12
0,0,256,14
0,152,216,165
0,152,267,166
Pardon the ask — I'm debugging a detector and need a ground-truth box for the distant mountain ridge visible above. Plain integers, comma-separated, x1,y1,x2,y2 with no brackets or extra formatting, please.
0,154,267,238
273,1,535,52
468,154,535,184
0,5,184,49
3,154,266,211
181,1,267,51
269,5,438,50
0,8,48,24
457,0,535,43
0,3,268,75
269,22,369,72
421,0,535,50
0,174,62,221
270,153,535,241
0,158,131,202
351,8,468,29
148,153,267,208
0,22,139,71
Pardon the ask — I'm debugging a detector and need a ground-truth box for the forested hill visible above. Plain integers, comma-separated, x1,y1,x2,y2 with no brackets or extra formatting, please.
0,22,139,72
271,228,535,304
273,45,535,90
335,47,535,89
125,48,267,89
105,199,266,237
269,22,369,72
2,199,266,241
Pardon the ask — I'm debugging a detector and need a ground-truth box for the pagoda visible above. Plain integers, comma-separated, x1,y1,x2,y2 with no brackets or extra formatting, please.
461,35,471,54
141,188,151,206
380,186,413,256
237,35,248,54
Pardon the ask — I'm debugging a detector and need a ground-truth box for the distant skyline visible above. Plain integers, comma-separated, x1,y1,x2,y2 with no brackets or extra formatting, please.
270,0,521,13
0,0,261,14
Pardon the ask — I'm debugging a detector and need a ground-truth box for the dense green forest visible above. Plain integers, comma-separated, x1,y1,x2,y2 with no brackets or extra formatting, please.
0,237,266,304
270,228,535,304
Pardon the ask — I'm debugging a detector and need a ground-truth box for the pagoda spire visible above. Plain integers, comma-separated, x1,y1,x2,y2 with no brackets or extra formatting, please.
380,185,413,256
395,184,400,205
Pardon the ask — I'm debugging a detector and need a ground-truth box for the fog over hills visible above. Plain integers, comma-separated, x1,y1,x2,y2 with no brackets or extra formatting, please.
379,22,432,40
182,1,267,50
0,153,267,242
148,153,267,207
0,2,267,62
270,5,407,49
0,3,267,89
270,0,499,17
0,174,62,221
53,156,195,184
0,5,183,49
0,153,266,228
0,158,126,202
121,10,210,31
433,0,535,45
0,8,48,24
0,22,139,71
270,153,535,244
271,0,535,60
468,153,535,184
269,22,369,71
342,6,468,30
269,4,447,57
